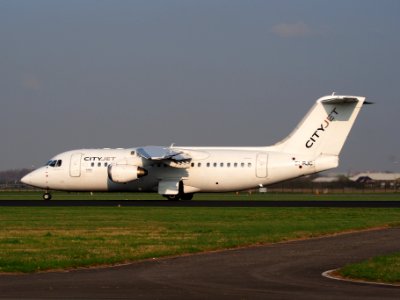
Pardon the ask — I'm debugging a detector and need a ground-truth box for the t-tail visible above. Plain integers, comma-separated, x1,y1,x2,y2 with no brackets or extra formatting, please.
275,94,370,172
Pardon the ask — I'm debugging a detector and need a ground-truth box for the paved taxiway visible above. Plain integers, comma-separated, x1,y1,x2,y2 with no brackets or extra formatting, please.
1,200,400,207
0,228,399,299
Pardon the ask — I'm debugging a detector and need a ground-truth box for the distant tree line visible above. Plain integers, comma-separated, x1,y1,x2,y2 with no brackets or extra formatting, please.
0,169,33,185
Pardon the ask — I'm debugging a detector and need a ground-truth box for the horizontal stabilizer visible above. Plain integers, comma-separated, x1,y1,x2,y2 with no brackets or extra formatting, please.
320,96,373,105
319,97,359,104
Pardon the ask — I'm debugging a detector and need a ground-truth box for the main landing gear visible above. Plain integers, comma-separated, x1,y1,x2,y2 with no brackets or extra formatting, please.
43,192,52,200
164,193,194,201
164,180,194,201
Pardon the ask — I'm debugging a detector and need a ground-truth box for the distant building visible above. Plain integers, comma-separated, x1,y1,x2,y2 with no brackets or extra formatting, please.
350,172,400,182
312,176,341,183
349,172,400,188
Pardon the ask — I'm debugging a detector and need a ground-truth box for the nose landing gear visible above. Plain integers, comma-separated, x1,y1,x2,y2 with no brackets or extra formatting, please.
43,192,52,200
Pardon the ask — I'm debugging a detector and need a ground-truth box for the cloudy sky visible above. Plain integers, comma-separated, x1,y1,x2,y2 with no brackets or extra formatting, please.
1,0,399,173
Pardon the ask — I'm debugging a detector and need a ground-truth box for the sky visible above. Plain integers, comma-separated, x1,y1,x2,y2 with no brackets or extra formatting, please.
1,0,399,173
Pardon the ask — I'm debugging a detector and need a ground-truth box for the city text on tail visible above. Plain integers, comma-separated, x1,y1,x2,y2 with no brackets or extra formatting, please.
22,94,369,200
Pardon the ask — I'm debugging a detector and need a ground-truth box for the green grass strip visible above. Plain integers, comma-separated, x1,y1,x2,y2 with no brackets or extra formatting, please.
339,252,400,284
0,207,400,273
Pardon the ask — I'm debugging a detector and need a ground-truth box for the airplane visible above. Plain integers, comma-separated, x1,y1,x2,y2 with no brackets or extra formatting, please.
21,94,370,200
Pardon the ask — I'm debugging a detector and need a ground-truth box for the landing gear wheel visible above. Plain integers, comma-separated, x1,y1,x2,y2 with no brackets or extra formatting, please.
43,192,52,201
165,195,180,201
180,193,194,201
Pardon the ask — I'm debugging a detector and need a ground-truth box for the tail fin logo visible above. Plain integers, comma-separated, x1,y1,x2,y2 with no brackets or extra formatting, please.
305,107,338,148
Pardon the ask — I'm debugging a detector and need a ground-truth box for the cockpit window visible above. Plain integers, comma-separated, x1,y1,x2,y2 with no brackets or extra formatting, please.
46,160,62,167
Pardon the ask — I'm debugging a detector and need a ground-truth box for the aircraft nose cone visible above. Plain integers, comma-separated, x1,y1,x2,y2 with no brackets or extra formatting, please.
21,168,47,188
20,174,31,185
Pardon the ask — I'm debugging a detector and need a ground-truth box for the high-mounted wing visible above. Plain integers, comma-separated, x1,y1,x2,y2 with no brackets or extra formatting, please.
137,146,178,160
136,146,192,168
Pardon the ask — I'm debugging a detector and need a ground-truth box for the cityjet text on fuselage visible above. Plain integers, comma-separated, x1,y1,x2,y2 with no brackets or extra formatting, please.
83,157,117,162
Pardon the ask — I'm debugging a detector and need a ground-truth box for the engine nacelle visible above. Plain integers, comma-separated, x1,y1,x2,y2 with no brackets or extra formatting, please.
107,165,148,183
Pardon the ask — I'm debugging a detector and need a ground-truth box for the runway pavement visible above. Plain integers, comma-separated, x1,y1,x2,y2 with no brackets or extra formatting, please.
1,200,400,207
0,228,399,299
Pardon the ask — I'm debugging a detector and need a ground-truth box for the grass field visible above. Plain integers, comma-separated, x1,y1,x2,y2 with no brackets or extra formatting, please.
1,206,400,273
339,252,400,284
0,191,399,200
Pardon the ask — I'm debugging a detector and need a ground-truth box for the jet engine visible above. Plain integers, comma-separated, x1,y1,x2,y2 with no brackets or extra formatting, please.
107,164,148,183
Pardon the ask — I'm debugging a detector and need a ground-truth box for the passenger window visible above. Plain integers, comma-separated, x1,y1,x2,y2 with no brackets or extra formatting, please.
104,162,108,167
198,163,201,167
213,163,217,167
248,163,252,168
91,162,94,167
191,163,195,167
56,160,62,167
241,163,245,167
98,162,101,167
207,163,210,167
227,163,231,167
220,163,224,167
234,163,238,167
131,151,135,155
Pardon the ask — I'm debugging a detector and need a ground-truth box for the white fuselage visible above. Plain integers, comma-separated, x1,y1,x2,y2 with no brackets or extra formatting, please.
23,146,323,193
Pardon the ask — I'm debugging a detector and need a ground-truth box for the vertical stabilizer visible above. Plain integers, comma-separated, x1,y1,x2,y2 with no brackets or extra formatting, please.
276,95,367,158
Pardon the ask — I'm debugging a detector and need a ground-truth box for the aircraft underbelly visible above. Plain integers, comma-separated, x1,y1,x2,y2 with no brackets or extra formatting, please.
184,170,259,192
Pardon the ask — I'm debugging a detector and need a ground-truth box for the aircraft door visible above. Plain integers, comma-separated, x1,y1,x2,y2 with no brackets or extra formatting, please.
256,153,268,178
70,153,82,177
